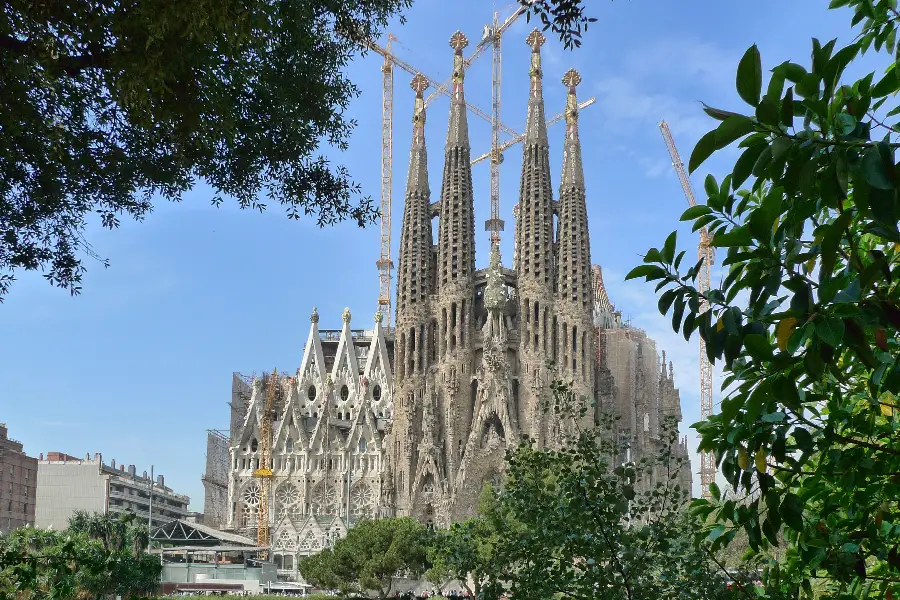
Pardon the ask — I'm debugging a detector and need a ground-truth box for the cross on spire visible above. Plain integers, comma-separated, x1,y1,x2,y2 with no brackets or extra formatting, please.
526,29,546,51
410,73,428,97
562,69,582,91
449,31,468,53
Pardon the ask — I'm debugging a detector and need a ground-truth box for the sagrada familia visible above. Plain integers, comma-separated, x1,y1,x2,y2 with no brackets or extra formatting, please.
213,30,692,577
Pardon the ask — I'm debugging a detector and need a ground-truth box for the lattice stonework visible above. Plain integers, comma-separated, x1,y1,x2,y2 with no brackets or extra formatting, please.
275,483,303,521
312,485,337,515
276,529,297,551
240,481,262,527
298,530,321,551
351,484,376,519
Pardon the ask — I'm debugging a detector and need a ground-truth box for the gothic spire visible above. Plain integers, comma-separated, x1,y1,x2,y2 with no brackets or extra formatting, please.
396,73,432,317
524,29,549,145
446,31,470,148
557,69,592,310
560,68,585,190
438,31,476,288
516,29,555,292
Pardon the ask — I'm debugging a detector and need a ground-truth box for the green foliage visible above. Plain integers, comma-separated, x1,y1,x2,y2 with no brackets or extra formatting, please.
298,517,430,599
517,0,597,49
0,510,161,599
627,1,900,597
485,410,740,600
425,382,745,600
426,512,499,597
0,0,410,299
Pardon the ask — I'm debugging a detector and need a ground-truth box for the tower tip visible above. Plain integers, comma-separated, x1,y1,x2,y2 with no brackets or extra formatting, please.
526,29,546,50
410,73,428,96
450,31,469,52
562,69,582,90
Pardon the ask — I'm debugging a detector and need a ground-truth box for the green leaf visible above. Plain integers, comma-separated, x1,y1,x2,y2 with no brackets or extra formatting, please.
815,316,845,347
782,62,807,83
755,95,779,126
736,45,763,106
771,136,793,160
744,333,774,361
872,67,900,98
700,103,744,122
795,73,821,99
625,265,665,281
680,205,712,221
710,226,753,247
733,143,767,189
780,493,805,531
863,146,895,189
689,130,717,174
780,87,794,126
661,231,677,264
761,411,786,423
838,113,856,136
658,289,678,316
715,115,755,149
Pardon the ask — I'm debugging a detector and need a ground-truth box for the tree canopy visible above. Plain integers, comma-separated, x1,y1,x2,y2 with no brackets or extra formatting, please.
0,510,160,599
298,517,430,599
0,0,409,299
623,0,900,597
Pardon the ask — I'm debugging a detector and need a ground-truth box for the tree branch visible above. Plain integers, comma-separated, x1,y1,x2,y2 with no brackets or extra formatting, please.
0,34,110,73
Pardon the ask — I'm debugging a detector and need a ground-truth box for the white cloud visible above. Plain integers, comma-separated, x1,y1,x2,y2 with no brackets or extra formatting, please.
622,36,738,89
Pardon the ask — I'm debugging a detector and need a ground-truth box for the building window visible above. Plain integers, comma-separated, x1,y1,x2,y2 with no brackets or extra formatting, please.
307,386,317,401
286,438,294,452
340,385,349,401
372,385,382,401
251,439,258,452
283,555,294,570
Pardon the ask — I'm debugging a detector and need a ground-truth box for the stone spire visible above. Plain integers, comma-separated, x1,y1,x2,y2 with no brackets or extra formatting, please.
524,29,549,144
395,73,433,325
555,68,594,419
557,69,591,310
437,31,476,294
560,68,585,191
516,30,556,445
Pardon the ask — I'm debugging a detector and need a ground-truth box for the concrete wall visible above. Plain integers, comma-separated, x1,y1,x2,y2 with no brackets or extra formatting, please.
161,563,277,592
35,461,107,529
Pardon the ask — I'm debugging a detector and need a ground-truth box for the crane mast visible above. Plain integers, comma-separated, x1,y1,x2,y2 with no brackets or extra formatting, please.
659,120,716,500
376,35,395,330
485,11,505,246
252,369,279,555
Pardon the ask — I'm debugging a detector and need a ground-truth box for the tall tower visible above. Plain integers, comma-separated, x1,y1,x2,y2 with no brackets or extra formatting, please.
433,30,477,505
515,30,556,445
392,73,433,514
555,68,595,428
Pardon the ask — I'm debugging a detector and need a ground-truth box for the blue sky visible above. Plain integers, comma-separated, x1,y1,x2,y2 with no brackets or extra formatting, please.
0,1,865,507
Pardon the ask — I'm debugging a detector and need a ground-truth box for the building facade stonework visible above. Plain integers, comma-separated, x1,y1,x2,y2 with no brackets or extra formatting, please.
0,423,38,534
221,31,692,577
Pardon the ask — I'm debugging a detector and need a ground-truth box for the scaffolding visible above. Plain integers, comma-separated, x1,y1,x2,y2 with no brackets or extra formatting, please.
202,429,231,529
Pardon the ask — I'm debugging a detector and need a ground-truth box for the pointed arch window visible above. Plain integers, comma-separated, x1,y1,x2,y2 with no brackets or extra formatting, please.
359,437,367,452
340,385,350,401
307,386,317,401
372,385,382,401
250,439,258,453
286,438,294,452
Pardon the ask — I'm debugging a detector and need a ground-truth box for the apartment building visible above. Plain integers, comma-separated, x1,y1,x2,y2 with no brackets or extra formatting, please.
0,423,38,534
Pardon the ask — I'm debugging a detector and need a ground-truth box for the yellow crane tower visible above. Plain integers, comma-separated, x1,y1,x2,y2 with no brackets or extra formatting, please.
658,120,716,499
252,369,280,555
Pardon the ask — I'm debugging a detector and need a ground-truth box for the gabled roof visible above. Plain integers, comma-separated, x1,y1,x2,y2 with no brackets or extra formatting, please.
151,519,258,548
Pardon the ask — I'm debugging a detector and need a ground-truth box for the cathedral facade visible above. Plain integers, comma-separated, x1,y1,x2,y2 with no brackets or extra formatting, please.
219,30,692,579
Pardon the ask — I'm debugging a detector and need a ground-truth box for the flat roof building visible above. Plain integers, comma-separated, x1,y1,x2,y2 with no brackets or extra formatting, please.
35,452,190,529
0,423,38,534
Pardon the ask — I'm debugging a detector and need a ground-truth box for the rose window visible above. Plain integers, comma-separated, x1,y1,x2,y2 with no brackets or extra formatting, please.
275,483,302,518
351,485,375,519
311,485,337,515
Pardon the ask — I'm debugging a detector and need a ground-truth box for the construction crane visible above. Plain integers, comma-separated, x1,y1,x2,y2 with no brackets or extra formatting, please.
252,369,280,556
658,120,716,499
471,98,596,166
376,35,395,330
485,10,505,246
